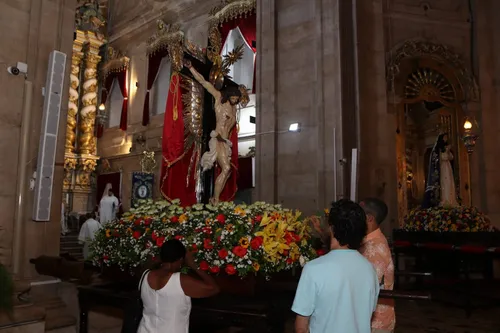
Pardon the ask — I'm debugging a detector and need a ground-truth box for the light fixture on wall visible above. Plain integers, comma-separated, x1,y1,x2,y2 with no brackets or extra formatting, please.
462,118,478,155
97,103,107,126
288,123,301,132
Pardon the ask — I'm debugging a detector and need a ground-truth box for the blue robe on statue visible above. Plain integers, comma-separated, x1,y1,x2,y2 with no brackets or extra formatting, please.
422,133,448,208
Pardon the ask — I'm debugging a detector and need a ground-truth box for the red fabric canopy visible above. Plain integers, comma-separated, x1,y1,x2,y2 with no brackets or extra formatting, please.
220,13,256,93
142,50,168,126
160,73,197,206
117,69,129,131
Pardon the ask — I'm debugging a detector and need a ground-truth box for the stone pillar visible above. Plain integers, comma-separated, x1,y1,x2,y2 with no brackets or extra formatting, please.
73,31,103,213
255,0,345,214
355,0,398,235
474,0,500,229
63,32,85,195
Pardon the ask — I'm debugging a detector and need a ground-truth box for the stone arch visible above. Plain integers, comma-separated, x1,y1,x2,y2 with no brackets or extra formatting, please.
386,39,479,102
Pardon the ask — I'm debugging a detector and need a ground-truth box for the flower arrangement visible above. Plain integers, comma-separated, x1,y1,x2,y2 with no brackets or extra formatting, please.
403,206,493,232
90,200,318,277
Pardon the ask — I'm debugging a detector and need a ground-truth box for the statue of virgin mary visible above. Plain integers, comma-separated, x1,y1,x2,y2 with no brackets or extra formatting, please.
422,133,458,208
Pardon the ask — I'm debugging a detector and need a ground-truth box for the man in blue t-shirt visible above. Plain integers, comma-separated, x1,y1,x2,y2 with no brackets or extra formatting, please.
292,199,380,333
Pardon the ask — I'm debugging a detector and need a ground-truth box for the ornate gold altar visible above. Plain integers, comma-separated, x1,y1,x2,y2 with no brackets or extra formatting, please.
387,40,480,225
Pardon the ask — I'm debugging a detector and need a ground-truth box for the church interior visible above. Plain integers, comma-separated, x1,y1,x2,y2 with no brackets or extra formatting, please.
1,0,500,332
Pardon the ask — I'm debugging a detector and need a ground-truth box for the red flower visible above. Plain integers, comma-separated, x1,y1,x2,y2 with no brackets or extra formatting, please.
217,236,222,244
151,256,158,262
293,233,301,242
250,236,263,250
203,238,213,250
134,219,142,226
316,248,326,256
199,261,210,271
282,250,289,256
218,249,229,259
225,264,237,275
103,255,109,261
191,244,198,253
216,214,226,224
174,235,184,240
232,246,247,258
209,266,220,274
203,227,213,234
286,258,294,265
156,236,166,247
119,219,124,225
113,230,120,237
171,216,179,223
255,215,263,222
144,218,152,226
284,232,294,245
151,232,158,241
146,242,152,249
133,230,142,239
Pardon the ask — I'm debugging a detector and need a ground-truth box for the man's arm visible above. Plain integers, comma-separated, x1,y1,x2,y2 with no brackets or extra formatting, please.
291,264,316,333
295,315,310,333
184,60,220,99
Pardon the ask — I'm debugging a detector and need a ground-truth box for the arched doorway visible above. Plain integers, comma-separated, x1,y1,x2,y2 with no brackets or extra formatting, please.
387,40,478,225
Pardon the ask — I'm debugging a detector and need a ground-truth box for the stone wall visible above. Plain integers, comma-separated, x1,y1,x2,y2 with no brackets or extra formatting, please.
0,0,76,278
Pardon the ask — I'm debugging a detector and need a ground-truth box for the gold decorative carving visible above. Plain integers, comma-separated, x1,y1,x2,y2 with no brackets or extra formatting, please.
405,68,455,102
101,46,130,79
140,151,157,174
387,39,479,101
147,21,184,72
184,39,206,63
65,34,85,154
181,76,204,187
79,35,103,156
75,155,99,191
63,155,78,190
209,0,256,28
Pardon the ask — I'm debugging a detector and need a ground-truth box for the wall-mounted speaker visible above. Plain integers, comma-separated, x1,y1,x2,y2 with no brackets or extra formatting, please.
32,50,67,222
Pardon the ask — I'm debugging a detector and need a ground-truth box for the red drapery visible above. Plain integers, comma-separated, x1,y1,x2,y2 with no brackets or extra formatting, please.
96,172,122,215
116,69,129,131
142,50,168,126
97,74,115,138
220,13,257,93
160,73,197,206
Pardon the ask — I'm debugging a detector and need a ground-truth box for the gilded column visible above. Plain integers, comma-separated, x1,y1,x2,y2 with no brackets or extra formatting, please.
63,31,85,191
75,31,102,197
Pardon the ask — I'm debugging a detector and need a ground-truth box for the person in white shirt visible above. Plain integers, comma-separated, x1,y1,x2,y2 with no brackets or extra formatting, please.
78,212,101,260
99,183,119,225
138,240,220,333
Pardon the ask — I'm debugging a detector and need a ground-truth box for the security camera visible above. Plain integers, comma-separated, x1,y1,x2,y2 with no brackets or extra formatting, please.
7,62,28,76
7,66,20,76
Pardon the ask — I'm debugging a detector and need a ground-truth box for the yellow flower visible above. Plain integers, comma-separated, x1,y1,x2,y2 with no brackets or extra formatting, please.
252,262,260,272
324,208,330,215
126,227,132,234
234,206,247,217
179,214,188,223
225,224,234,231
145,228,150,234
205,218,213,226
239,237,250,248
105,229,111,238
162,217,167,223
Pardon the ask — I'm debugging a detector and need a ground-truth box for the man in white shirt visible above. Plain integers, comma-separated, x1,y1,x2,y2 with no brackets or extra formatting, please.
78,212,101,260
